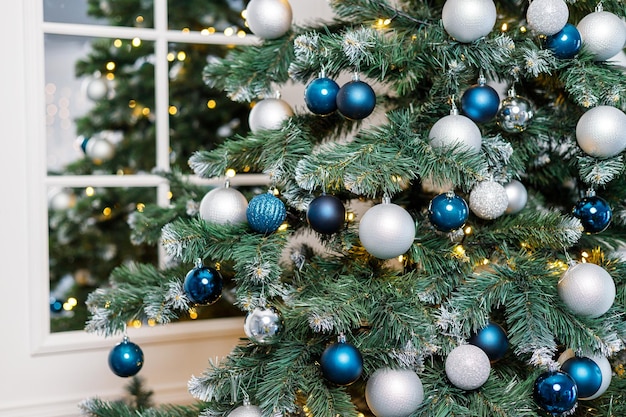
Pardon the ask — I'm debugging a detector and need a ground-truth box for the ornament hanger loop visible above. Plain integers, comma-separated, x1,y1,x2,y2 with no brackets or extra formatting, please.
449,97,459,115
352,72,361,82
338,332,346,343
585,188,597,198
194,258,203,268
595,2,603,12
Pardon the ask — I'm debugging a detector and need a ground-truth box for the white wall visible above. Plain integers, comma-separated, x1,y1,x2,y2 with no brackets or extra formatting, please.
0,1,333,416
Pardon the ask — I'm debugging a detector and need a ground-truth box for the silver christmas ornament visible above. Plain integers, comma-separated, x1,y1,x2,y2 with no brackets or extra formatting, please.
365,368,424,417
86,77,109,101
243,306,283,344
577,10,626,61
248,97,294,133
497,91,534,133
246,0,292,40
558,262,615,318
48,188,76,211
581,355,612,400
85,137,115,163
358,199,416,260
199,185,248,225
469,181,509,220
428,113,482,154
445,344,491,390
576,105,626,158
441,0,497,43
228,404,262,417
504,180,528,214
526,0,569,36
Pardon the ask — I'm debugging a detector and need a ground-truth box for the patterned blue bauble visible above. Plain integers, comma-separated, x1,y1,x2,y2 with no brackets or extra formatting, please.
428,192,469,232
307,194,346,235
320,341,363,385
561,357,603,398
108,337,144,377
336,80,376,120
461,84,500,123
546,23,582,59
246,192,287,234
572,195,612,234
533,371,578,415
468,322,508,362
183,264,223,305
305,77,340,116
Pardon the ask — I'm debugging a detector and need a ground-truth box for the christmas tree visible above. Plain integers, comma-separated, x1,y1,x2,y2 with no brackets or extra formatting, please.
82,0,626,416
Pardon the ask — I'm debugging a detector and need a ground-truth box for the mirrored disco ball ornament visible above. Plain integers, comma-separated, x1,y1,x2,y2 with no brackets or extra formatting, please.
469,180,509,220
429,110,482,154
576,105,626,158
246,192,286,234
305,77,340,116
533,371,578,415
441,0,497,43
558,262,615,318
577,8,626,61
526,0,569,36
320,340,363,386
108,336,144,377
249,97,294,133
199,184,248,225
245,0,292,39
545,23,582,59
365,368,424,417
358,198,416,259
572,194,612,234
183,261,223,305
243,306,283,344
445,344,491,390
561,357,603,399
497,90,534,133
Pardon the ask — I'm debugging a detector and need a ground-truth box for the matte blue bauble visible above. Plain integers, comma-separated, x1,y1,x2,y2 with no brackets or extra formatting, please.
468,322,508,362
307,194,346,234
461,84,500,123
246,192,287,234
546,23,582,59
561,357,603,398
183,265,223,305
305,77,340,116
534,371,578,415
572,195,612,234
108,337,144,377
428,192,469,232
320,341,363,385
336,80,376,120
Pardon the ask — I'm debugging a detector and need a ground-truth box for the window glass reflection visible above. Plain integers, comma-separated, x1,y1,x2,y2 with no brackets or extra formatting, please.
44,0,154,28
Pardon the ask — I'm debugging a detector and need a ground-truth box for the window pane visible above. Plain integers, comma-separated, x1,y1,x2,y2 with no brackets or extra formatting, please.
44,0,154,28
167,0,248,35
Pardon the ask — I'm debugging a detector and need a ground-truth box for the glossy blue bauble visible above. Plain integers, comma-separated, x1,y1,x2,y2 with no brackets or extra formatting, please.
183,265,223,305
305,77,340,116
108,338,144,377
546,23,582,59
246,192,287,234
320,342,363,385
336,80,376,120
307,194,346,235
572,195,612,234
561,357,603,399
534,371,578,415
461,84,500,123
50,297,63,313
428,193,469,232
468,322,508,362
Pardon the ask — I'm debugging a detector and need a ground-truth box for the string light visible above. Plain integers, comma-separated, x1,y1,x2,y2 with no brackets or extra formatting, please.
189,308,198,319
131,37,141,47
177,51,186,61
225,168,236,178
224,27,234,36
102,207,112,217
85,186,95,197
135,15,144,24
106,61,116,71
501,23,509,32
169,105,178,115
136,203,145,212
278,223,289,232
207,99,217,109
113,39,122,48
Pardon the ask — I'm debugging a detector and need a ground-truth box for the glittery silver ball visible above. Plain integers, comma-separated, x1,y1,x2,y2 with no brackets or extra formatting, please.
85,137,115,163
249,98,294,133
246,0,292,40
558,262,615,318
358,202,416,260
365,368,424,417
228,404,262,417
504,180,528,214
577,11,626,61
445,344,491,390
497,95,534,133
441,0,497,43
199,186,248,225
576,105,626,158
526,0,569,36
469,181,509,220
428,114,482,154
243,306,283,344
581,355,612,400
86,77,109,101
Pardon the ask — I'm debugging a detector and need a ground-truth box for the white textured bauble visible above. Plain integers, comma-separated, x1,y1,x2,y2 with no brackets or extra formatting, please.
86,77,109,101
441,0,497,43
48,188,76,211
469,181,509,220
504,180,528,214
428,114,482,153
85,137,115,163
246,0,292,39
577,11,626,61
526,0,569,36
576,106,626,158
581,355,612,400
228,404,262,417
199,186,248,225
445,345,491,390
365,368,424,417
358,202,416,259
249,98,294,133
558,262,615,318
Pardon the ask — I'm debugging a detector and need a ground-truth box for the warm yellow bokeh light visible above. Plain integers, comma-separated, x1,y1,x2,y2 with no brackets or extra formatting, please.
136,15,144,24
169,105,178,115
113,39,123,48
167,191,173,200
85,187,95,197
225,168,236,178
131,320,142,328
67,297,78,307
106,61,116,71
142,107,151,116
207,99,217,109
278,223,289,232
132,37,142,47
224,27,234,36
177,51,186,61
167,52,176,61
103,207,112,217
189,308,198,319
128,100,137,108
136,203,145,212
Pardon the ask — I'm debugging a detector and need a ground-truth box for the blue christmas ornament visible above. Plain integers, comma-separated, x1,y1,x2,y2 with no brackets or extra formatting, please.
428,192,469,232
461,81,500,123
305,77,340,116
108,336,144,377
546,23,582,59
320,340,363,385
468,322,508,362
561,357,603,399
307,194,346,234
246,192,287,234
572,194,612,234
336,80,376,120
183,261,223,305
534,371,578,415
